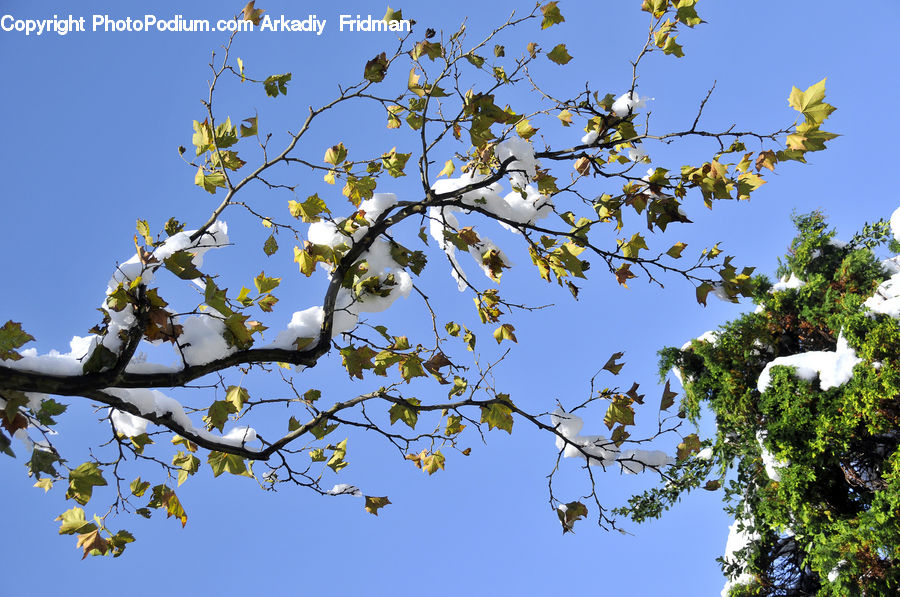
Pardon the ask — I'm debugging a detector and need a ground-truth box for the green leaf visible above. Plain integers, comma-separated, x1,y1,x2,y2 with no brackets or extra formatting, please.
257,294,278,313
129,433,153,454
205,400,238,433
240,116,258,137
611,425,630,447
225,385,249,412
56,507,97,535
602,352,625,375
27,447,60,478
540,2,565,28
253,271,281,295
263,234,278,256
493,323,518,344
412,41,442,61
675,1,703,26
660,379,677,411
465,53,485,68
342,175,377,206
242,1,265,25
787,78,836,125
463,329,476,351
35,398,67,426
289,193,330,223
400,355,427,381
130,478,151,497
381,148,412,177
695,281,713,306
136,219,154,246
172,451,200,487
327,439,349,472
365,496,391,515
621,233,648,259
480,399,514,433
0,321,34,361
310,419,338,440
422,450,445,475
340,345,376,380
207,451,252,477
66,462,108,506
660,35,684,57
213,118,238,149
82,344,117,374
164,217,185,236
203,277,232,316
557,501,588,534
666,242,687,259
191,119,214,155
676,433,701,461
604,397,635,430
546,44,572,65
211,150,246,171
148,484,188,527
163,250,202,280
448,375,468,398
0,432,15,458
194,168,227,194
364,52,389,82
446,415,466,435
383,6,403,22
515,118,538,139
263,73,292,97
324,143,348,166
389,398,421,429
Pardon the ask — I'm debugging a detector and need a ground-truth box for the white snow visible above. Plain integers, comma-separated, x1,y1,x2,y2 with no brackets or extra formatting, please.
550,409,672,472
891,207,900,242
627,145,648,162
681,330,718,351
177,313,236,366
697,447,713,460
124,360,180,374
110,409,149,437
307,219,346,248
1,221,231,375
495,138,537,189
358,193,398,225
271,306,325,350
756,430,787,482
756,332,862,393
581,130,599,145
827,560,846,583
618,449,673,473
326,483,362,497
220,425,258,447
5,335,98,376
429,171,551,290
770,273,806,292
721,514,759,596
864,267,900,319
105,387,259,450
612,92,652,117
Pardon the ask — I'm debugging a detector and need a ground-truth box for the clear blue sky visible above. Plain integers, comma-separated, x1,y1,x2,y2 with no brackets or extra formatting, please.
1,1,897,595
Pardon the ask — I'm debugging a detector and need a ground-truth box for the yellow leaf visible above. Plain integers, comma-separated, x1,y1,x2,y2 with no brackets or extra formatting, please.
438,160,455,178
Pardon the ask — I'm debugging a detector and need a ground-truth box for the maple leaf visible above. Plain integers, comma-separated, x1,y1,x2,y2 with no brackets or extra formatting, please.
365,496,391,516
76,529,109,559
241,1,265,25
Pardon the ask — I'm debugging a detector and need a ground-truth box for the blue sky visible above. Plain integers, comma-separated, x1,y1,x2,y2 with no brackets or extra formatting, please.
0,1,897,595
